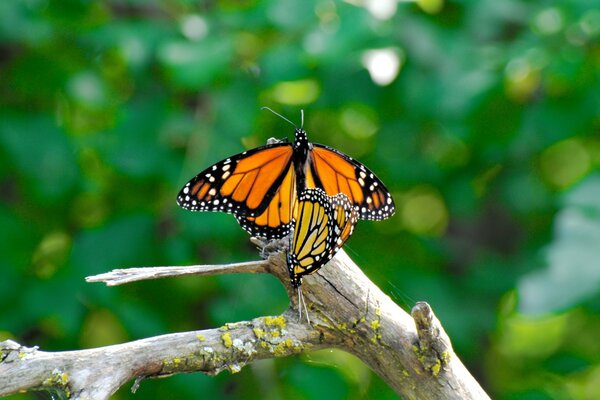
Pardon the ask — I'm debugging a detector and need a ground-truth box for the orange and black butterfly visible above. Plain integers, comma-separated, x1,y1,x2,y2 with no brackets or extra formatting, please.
287,188,358,288
177,113,394,239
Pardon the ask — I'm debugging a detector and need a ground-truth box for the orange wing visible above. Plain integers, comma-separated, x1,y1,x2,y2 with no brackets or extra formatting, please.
310,144,395,221
177,143,294,222
236,165,297,238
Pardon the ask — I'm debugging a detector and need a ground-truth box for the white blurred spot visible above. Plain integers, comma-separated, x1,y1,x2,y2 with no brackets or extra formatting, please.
364,0,397,20
67,72,106,106
180,15,208,41
534,8,563,35
303,31,327,55
361,48,403,86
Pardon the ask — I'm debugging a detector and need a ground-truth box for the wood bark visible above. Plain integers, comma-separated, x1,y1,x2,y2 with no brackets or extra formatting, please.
0,243,491,399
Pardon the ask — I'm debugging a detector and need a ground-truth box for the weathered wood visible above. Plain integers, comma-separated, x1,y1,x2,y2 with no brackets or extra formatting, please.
0,248,491,400
85,259,271,286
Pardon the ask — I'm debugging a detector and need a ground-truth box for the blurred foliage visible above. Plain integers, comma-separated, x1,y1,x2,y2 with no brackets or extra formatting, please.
0,0,599,399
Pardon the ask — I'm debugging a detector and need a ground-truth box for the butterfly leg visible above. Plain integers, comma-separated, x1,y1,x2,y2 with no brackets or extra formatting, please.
297,285,311,324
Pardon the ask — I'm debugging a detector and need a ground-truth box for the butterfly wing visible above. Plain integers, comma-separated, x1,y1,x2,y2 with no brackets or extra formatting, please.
287,188,358,287
177,143,294,221
235,164,296,239
310,144,395,221
330,191,359,251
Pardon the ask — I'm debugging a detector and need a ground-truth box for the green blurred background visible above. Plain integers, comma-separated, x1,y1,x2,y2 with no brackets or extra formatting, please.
1,0,599,399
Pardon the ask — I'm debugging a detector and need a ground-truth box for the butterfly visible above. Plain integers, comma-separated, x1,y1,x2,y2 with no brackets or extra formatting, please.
287,188,358,289
177,111,395,239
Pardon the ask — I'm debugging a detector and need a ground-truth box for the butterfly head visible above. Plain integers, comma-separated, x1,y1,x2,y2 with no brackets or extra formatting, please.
293,128,309,150
287,257,303,288
290,274,302,289
287,247,304,288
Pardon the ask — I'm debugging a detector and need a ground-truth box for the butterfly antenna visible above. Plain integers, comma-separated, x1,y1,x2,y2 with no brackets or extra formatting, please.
261,107,297,129
300,109,304,129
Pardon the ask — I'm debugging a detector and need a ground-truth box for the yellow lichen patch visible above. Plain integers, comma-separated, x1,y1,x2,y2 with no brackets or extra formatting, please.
228,363,242,374
370,333,382,344
412,344,422,355
441,351,451,364
196,334,205,342
370,319,380,330
272,338,296,357
264,315,286,329
369,309,382,344
412,344,428,367
430,359,442,376
253,328,265,339
222,332,233,348
42,370,70,397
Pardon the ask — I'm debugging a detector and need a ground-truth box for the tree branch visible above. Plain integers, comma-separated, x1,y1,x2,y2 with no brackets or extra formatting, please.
1,246,491,400
85,259,270,286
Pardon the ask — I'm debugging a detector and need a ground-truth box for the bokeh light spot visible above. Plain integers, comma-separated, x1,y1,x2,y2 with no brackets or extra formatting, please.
180,15,209,41
498,313,568,358
66,72,108,108
271,79,320,105
401,186,448,236
539,139,591,190
416,0,444,15
504,58,540,101
533,7,564,36
361,48,403,86
364,0,397,20
31,231,71,279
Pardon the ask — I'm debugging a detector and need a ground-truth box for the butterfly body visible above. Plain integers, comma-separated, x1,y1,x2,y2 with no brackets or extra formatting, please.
178,126,394,239
291,129,311,194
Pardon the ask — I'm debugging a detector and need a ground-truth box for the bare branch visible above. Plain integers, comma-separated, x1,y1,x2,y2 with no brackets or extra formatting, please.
1,249,491,400
85,259,270,286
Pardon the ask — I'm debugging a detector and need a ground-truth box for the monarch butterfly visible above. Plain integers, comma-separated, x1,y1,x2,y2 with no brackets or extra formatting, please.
177,110,394,239
287,188,358,289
